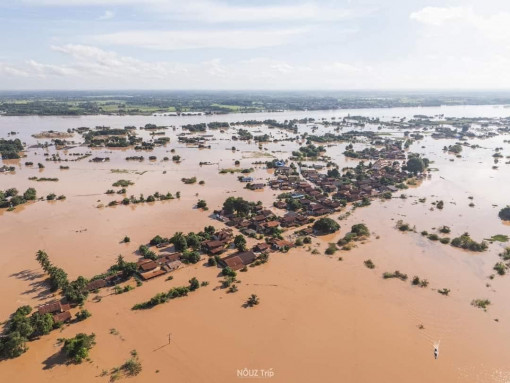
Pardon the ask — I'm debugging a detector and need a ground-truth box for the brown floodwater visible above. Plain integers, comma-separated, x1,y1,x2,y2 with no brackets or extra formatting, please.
1,105,510,382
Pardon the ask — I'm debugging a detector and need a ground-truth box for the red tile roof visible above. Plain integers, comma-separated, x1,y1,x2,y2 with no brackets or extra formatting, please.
222,251,256,270
53,311,72,323
140,269,166,280
86,279,107,291
140,261,158,272
38,301,63,315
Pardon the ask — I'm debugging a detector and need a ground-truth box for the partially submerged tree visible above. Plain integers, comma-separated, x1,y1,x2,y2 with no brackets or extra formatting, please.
313,217,340,234
61,333,96,364
499,206,510,221
246,294,260,307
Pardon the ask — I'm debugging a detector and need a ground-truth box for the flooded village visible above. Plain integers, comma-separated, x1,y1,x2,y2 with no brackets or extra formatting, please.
1,105,510,383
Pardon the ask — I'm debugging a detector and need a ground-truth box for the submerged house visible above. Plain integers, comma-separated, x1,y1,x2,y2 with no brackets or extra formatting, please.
203,240,227,255
139,269,166,281
38,300,72,324
220,251,257,270
248,183,265,190
53,311,72,324
86,279,107,292
38,301,70,315
137,259,167,280
253,242,270,253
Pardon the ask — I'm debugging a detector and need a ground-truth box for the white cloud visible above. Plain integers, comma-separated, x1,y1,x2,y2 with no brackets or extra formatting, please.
0,45,375,89
50,44,186,78
270,62,295,74
91,28,307,50
22,0,359,23
169,2,354,23
98,10,115,20
410,6,510,41
203,59,227,77
27,60,77,76
0,63,30,77
410,6,473,26
22,0,144,5
321,62,365,74
3,42,510,90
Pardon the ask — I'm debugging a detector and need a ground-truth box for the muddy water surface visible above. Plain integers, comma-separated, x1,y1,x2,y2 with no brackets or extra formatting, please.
1,105,510,382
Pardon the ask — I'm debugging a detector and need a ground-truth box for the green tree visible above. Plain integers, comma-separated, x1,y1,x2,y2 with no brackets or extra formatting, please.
499,206,510,221
5,188,18,197
186,232,201,250
208,257,217,267
181,250,200,264
223,197,252,217
75,309,92,322
189,277,200,291
23,187,37,201
47,266,69,292
222,266,237,278
204,225,215,235
150,235,166,246
0,332,28,358
170,232,188,251
351,223,369,237
64,276,89,304
287,198,302,211
313,217,340,234
62,333,96,364
8,314,33,338
406,157,425,173
234,234,247,251
36,250,51,272
327,168,340,178
30,313,54,336
246,294,260,307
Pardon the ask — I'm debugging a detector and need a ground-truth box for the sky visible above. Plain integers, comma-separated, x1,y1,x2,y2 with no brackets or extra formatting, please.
1,0,510,90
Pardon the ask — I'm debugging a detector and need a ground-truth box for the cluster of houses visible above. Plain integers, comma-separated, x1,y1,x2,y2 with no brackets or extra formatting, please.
75,156,420,309
300,160,415,203
136,253,183,281
202,228,235,255
214,207,280,237
264,155,423,216
332,162,412,201
372,144,406,160
345,142,406,160
270,172,343,215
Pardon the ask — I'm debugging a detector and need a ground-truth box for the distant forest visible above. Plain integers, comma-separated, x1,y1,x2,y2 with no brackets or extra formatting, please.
1,90,510,116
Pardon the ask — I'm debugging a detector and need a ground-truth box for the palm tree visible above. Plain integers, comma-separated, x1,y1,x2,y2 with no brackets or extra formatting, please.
36,250,51,272
36,250,47,264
